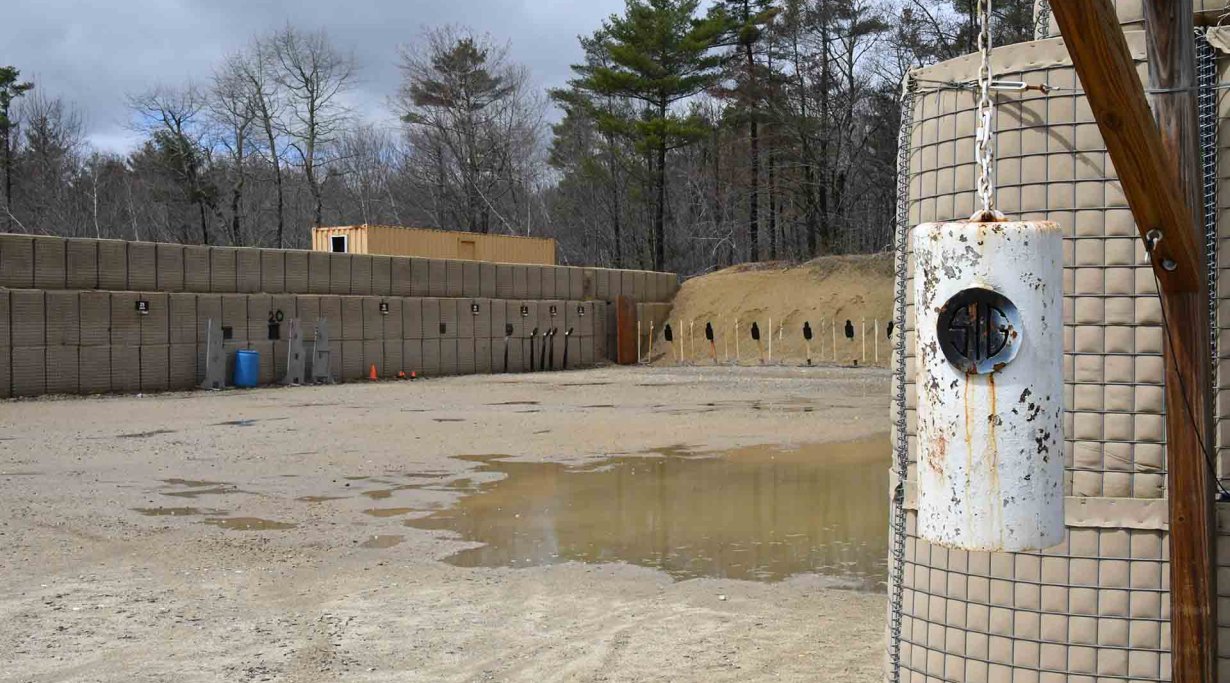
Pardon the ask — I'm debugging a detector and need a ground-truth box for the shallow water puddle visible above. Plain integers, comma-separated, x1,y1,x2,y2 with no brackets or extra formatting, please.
134,506,226,517
204,517,296,531
405,434,890,590
360,534,405,549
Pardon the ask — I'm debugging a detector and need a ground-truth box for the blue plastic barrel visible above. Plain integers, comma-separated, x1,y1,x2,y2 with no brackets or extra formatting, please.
233,349,260,388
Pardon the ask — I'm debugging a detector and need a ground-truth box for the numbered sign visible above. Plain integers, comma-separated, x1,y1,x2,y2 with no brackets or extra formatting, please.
135,300,150,315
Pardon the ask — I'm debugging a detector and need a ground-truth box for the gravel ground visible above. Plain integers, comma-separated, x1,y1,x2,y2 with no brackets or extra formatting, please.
0,365,890,682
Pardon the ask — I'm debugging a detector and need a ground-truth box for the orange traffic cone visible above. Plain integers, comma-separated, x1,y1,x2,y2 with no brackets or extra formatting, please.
410,370,417,380
396,370,407,380
368,364,378,381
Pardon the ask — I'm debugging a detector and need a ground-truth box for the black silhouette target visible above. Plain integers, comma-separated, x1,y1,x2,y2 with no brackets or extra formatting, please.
664,324,673,342
803,321,813,341
937,287,1021,375
750,322,760,341
844,320,854,339
704,322,714,341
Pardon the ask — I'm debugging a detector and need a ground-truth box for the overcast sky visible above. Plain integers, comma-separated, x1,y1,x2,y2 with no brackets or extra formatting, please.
2,0,637,153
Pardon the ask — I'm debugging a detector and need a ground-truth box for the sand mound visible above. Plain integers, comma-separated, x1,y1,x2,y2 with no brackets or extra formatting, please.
651,253,896,367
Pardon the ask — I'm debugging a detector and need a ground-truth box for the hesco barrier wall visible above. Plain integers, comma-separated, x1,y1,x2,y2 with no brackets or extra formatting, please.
889,30,1230,682
0,234,677,397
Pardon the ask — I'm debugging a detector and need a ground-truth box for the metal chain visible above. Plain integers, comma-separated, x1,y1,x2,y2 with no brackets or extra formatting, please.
1034,0,1051,40
1197,32,1220,484
887,75,916,683
975,0,996,214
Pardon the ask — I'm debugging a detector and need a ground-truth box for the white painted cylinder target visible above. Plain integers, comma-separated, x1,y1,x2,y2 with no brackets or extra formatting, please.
912,218,1064,552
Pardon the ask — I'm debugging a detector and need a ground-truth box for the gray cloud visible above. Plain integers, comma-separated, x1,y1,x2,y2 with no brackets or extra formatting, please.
3,0,627,152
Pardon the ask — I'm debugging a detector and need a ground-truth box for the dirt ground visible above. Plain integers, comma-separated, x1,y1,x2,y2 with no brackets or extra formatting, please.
0,365,890,682
651,253,895,367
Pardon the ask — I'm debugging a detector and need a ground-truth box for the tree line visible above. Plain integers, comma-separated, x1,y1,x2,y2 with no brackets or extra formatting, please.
0,0,1032,275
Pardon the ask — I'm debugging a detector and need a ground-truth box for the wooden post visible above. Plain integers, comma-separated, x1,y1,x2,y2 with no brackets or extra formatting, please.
1050,2,1215,680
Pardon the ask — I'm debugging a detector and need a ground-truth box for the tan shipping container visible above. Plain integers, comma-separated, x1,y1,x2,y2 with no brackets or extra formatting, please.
311,225,555,265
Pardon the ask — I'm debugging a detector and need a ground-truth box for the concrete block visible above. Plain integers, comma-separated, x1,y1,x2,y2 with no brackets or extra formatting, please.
247,294,272,342
555,267,570,301
127,241,156,290
371,256,392,296
595,269,610,300
512,265,528,298
341,297,363,340
480,263,496,298
538,299,557,333
496,264,514,299
526,266,542,298
330,253,353,295
156,244,185,292
11,346,45,396
569,268,585,301
644,271,659,302
636,271,648,302
420,338,440,376
463,261,481,297
362,297,384,340
11,290,45,347
167,294,196,345
97,240,127,290
34,236,67,289
342,340,364,380
184,246,210,292
581,268,595,300
78,292,109,347
260,250,285,293
502,337,523,373
0,291,8,347
319,296,342,334
284,251,309,294
65,239,99,290
251,341,275,385
327,336,343,380
410,258,430,296
622,271,637,302
402,339,423,374
439,298,458,338
351,254,373,295
45,291,80,347
382,340,402,377
473,299,491,338
110,345,140,393
610,270,624,300
140,344,169,393
169,343,196,389
363,339,383,375
308,252,330,293
403,299,422,339
476,338,491,373
391,257,413,297
269,295,296,341
45,345,78,394
428,259,448,297
581,333,594,366
382,298,403,340
210,247,237,293
421,299,441,338
565,301,581,336
458,300,476,339
446,260,464,298
297,295,320,326
138,292,169,346
579,301,595,337
439,338,458,375
196,295,221,344
0,234,34,288
540,266,556,299
456,337,476,375
78,345,109,394
236,248,261,293
221,294,248,342
491,299,507,340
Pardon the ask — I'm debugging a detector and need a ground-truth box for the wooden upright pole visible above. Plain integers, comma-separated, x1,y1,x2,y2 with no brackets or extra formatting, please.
1051,2,1215,680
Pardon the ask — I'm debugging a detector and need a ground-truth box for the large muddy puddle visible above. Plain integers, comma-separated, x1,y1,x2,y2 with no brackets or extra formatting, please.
406,435,890,590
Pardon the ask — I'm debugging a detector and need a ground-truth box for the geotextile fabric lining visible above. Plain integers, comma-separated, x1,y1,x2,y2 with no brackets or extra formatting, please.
890,32,1207,682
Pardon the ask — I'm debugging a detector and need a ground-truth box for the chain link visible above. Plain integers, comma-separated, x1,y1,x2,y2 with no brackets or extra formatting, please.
975,0,996,214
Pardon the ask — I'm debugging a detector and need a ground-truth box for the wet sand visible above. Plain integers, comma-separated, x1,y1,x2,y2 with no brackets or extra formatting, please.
0,365,889,682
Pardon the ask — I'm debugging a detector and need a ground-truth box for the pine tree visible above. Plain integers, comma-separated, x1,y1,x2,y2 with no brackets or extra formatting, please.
575,0,726,271
710,0,778,261
0,66,35,231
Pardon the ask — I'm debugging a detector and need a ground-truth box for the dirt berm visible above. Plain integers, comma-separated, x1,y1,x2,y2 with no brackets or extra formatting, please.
651,253,895,367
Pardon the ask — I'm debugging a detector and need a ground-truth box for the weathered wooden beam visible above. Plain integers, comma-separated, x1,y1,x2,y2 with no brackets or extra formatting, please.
1050,0,1202,292
1051,2,1216,681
